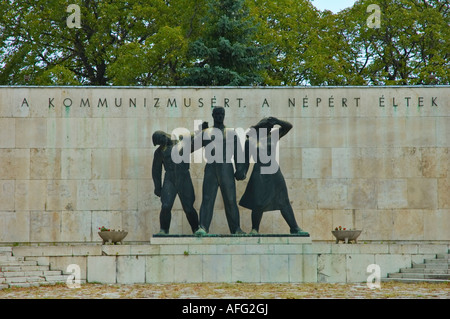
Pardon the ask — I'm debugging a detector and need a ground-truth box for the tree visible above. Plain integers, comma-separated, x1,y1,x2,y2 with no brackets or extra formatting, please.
340,0,450,85
247,0,320,85
181,0,271,86
1,0,448,86
0,0,205,86
300,9,367,86
255,0,450,86
247,0,369,86
108,0,207,85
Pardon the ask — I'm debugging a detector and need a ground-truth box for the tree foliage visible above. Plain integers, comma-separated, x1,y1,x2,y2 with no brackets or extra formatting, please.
342,0,450,85
181,0,271,86
248,0,319,85
0,0,448,86
0,0,204,85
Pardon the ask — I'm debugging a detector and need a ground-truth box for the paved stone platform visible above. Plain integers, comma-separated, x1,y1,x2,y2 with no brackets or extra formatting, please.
152,233,311,238
150,233,312,244
1,282,449,299
5,240,449,285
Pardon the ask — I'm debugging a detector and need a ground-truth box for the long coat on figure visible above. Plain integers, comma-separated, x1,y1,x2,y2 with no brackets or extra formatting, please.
239,117,305,235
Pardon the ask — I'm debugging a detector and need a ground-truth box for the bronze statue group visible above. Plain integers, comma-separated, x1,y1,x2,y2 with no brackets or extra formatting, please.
152,106,307,236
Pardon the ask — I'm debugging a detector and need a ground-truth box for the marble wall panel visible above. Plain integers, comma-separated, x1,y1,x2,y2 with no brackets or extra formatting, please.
0,87,448,242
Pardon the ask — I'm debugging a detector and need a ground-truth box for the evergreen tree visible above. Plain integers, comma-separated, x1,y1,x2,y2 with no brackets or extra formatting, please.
181,0,270,86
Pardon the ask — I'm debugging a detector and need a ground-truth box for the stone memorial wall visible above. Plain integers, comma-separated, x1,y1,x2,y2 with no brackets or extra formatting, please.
0,86,448,243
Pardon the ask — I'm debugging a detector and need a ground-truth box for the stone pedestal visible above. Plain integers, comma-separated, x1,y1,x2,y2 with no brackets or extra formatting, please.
146,235,312,283
11,242,450,284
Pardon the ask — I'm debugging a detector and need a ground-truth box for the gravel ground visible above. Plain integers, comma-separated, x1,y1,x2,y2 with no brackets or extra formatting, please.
0,282,448,299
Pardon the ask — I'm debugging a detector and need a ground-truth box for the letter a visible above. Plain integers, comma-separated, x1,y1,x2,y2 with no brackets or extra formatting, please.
367,4,381,29
21,98,29,107
67,4,81,29
366,264,381,289
170,127,191,164
66,264,81,289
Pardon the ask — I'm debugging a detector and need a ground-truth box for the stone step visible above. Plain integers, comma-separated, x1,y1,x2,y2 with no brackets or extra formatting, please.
0,270,63,277
0,265,50,272
4,276,46,284
412,263,449,269
388,272,450,280
8,282,40,288
0,271,68,289
400,268,450,274
0,247,71,289
45,275,70,282
1,271,29,277
385,249,450,283
0,256,14,262
424,258,450,264
39,279,87,286
382,277,450,284
0,260,38,267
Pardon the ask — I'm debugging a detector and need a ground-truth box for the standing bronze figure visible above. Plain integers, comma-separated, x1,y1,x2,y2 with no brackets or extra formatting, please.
194,106,246,235
152,131,199,235
239,117,307,235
